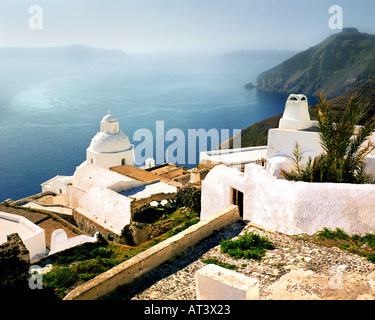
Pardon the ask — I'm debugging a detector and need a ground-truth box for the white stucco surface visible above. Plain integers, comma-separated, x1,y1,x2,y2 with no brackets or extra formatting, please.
200,146,267,165
121,181,177,200
86,112,135,169
50,229,98,255
76,185,133,235
0,211,46,261
201,164,375,236
70,163,140,192
266,128,322,163
41,175,73,194
279,94,311,130
24,203,73,216
195,264,259,300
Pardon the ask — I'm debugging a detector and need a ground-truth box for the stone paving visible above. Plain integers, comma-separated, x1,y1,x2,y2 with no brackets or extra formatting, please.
104,221,375,300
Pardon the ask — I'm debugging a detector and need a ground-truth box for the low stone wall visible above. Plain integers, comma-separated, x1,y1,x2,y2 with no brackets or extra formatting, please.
130,192,176,212
124,220,175,246
10,191,57,206
73,209,126,244
63,204,240,300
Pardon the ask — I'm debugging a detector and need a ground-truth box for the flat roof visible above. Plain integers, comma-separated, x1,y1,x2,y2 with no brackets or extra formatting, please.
0,212,34,244
110,165,170,182
121,181,177,200
200,146,268,165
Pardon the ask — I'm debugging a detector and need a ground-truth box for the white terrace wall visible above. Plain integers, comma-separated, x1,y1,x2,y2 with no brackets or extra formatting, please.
0,211,46,261
201,164,375,236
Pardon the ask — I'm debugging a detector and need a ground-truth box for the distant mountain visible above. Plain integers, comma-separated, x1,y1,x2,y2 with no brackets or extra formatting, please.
254,28,375,99
221,50,298,60
0,45,127,59
220,78,375,149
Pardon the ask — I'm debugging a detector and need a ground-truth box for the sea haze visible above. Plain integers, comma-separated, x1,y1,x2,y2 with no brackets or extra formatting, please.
0,50,294,201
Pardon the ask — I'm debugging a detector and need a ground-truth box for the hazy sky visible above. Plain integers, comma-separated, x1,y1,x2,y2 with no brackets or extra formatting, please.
0,0,374,54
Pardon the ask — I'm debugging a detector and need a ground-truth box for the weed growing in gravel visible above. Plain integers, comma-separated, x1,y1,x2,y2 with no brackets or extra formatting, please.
220,231,275,261
312,227,375,263
201,258,238,270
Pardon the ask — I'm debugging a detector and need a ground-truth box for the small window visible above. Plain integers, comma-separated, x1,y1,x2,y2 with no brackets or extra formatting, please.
90,159,93,164
121,158,126,165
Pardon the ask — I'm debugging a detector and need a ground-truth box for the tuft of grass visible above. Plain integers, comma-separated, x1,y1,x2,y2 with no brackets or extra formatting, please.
220,231,274,261
311,227,375,264
316,227,350,240
201,258,238,270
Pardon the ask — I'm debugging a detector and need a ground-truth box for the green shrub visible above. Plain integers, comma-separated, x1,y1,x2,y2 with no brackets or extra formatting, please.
281,92,375,184
220,231,274,261
366,253,375,263
50,242,111,266
43,267,78,298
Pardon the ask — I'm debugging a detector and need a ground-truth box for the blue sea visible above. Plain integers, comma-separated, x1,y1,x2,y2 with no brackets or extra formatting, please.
0,53,304,201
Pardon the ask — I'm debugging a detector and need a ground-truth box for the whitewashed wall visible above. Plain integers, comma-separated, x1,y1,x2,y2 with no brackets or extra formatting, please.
201,164,375,235
0,211,46,261
50,229,98,255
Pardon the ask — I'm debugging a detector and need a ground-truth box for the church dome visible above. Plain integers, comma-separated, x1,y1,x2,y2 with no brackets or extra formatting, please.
100,112,120,133
101,113,118,124
88,131,131,153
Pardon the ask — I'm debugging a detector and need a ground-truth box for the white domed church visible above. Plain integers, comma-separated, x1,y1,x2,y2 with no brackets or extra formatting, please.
86,112,135,169
41,112,136,194
40,112,177,243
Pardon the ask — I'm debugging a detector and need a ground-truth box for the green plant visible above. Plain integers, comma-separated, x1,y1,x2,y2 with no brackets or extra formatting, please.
43,267,78,298
220,231,274,261
312,227,375,264
201,258,238,270
317,227,350,240
281,92,375,184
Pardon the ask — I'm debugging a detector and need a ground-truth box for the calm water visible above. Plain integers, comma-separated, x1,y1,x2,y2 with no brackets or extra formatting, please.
0,54,300,201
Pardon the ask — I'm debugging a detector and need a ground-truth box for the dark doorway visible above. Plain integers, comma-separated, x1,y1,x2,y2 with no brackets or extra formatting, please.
231,188,244,218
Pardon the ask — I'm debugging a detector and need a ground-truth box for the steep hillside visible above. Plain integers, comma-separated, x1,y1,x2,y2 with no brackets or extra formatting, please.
221,79,375,149
254,28,375,99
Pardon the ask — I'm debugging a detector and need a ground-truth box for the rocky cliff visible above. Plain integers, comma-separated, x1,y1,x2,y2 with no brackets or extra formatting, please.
255,28,375,99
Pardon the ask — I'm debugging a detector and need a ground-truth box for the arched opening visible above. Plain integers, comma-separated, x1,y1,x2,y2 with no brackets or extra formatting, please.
121,158,126,165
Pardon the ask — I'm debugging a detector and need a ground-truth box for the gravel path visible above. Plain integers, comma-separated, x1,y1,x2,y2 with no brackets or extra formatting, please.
104,221,375,300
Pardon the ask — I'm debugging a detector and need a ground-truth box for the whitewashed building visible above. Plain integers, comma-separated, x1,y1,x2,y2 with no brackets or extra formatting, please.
201,94,375,236
42,112,136,195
